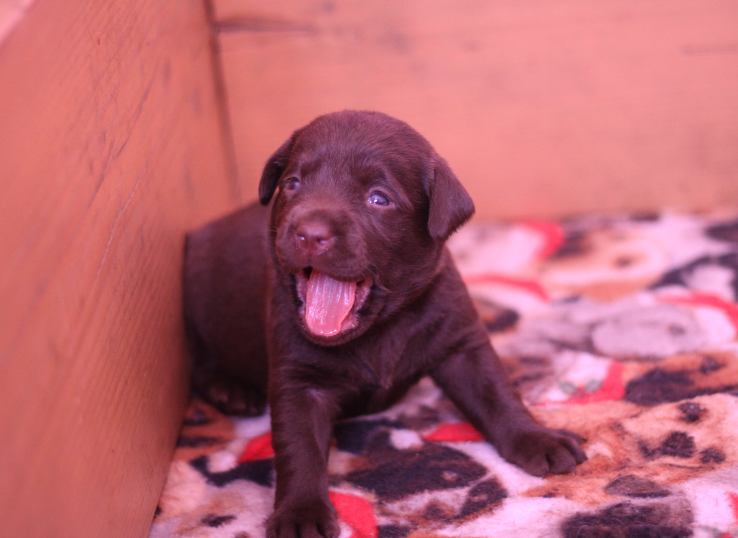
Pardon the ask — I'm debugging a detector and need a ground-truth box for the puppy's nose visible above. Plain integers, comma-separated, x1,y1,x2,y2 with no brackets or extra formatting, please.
295,220,334,255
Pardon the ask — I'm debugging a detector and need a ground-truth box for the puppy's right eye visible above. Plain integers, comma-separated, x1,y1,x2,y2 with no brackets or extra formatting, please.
368,192,390,206
284,178,300,191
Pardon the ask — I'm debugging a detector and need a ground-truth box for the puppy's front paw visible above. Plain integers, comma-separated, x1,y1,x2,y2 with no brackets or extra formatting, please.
502,427,587,478
266,499,340,538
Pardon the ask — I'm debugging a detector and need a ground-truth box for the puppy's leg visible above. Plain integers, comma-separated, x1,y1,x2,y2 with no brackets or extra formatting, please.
191,364,267,416
430,340,587,477
187,321,267,416
267,385,341,538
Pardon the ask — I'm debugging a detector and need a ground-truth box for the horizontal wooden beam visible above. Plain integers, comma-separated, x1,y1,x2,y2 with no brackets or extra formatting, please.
214,0,738,218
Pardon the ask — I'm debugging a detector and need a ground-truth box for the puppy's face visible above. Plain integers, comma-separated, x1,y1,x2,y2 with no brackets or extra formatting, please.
259,111,474,346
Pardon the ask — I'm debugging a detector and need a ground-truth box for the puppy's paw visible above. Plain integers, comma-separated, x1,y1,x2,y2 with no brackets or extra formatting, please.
194,371,266,416
266,499,340,538
502,427,587,478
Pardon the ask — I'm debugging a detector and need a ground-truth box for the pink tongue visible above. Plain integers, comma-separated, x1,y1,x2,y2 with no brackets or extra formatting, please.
305,271,357,336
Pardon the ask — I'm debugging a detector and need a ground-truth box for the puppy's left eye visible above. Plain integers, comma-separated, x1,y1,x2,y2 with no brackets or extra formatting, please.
284,177,300,191
368,192,390,206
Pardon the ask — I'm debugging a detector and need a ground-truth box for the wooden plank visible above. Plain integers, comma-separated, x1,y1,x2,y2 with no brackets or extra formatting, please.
214,0,738,218
0,0,240,536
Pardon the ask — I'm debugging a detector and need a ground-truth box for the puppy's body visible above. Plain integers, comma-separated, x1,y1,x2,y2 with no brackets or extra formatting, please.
185,111,586,538
187,204,495,417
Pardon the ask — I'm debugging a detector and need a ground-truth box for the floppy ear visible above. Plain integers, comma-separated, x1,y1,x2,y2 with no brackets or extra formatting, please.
427,156,475,241
258,131,299,205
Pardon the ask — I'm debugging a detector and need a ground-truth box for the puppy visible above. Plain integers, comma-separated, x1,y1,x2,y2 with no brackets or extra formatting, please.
184,111,586,538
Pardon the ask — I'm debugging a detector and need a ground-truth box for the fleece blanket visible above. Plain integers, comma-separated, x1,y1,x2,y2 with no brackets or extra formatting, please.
151,209,738,538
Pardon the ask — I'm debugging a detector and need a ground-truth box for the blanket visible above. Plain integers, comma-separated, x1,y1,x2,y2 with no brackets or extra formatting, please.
150,209,738,538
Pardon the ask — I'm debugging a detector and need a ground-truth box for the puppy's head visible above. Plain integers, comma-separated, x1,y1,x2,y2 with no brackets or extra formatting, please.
259,111,474,346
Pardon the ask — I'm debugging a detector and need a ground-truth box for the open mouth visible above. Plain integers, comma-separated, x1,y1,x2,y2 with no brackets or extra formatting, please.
293,267,373,338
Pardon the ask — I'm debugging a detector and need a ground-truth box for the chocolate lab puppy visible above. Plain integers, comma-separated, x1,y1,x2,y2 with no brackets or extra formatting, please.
184,111,586,538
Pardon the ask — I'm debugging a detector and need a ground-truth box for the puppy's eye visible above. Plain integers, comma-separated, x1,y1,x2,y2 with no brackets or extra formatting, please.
284,177,300,191
368,192,390,206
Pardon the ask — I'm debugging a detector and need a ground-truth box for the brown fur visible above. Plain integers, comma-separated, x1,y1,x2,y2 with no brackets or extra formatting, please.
184,111,586,538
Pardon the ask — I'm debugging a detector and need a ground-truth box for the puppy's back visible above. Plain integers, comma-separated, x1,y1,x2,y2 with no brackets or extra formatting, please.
184,201,271,390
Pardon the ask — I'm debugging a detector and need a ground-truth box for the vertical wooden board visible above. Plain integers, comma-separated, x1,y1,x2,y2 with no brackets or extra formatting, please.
214,0,738,218
0,0,239,536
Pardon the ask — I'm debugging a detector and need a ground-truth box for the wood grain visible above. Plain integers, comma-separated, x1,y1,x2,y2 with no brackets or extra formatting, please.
213,0,738,219
0,0,240,536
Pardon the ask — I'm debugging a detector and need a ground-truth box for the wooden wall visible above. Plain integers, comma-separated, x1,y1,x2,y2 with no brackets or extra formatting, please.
0,1,240,536
0,1,735,535
213,0,738,219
